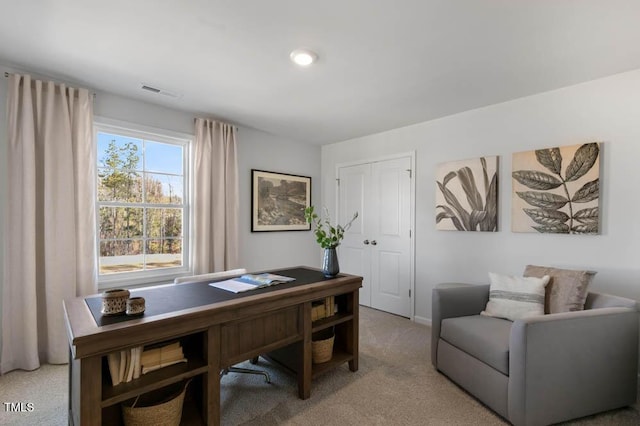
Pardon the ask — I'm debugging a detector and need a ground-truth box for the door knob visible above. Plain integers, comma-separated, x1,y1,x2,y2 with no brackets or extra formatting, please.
371,240,377,245
363,239,370,245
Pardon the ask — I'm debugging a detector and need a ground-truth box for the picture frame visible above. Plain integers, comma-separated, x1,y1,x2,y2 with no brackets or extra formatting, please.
435,156,499,232
251,169,311,232
511,142,601,234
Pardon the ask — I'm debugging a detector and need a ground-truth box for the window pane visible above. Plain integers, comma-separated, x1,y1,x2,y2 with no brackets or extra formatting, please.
146,239,182,269
98,168,142,202
96,124,189,283
99,207,144,239
145,141,183,174
145,173,183,204
97,133,143,171
146,208,183,238
99,240,143,274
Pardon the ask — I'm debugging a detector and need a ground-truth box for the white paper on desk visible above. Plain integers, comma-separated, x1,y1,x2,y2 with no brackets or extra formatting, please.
209,278,261,293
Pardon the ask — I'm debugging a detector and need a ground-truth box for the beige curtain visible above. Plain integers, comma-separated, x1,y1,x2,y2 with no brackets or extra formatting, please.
193,118,239,273
1,74,96,373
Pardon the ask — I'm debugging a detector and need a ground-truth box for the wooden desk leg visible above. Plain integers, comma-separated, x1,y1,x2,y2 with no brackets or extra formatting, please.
348,290,359,372
207,325,221,426
70,353,101,426
299,302,312,399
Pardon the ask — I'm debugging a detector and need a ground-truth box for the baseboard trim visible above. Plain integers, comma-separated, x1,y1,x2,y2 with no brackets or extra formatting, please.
414,315,431,326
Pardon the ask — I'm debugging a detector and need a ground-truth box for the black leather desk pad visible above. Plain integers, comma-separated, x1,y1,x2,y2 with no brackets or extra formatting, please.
85,267,339,326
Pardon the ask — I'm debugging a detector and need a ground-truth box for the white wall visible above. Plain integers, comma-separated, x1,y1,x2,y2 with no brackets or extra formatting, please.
237,126,322,271
322,69,640,323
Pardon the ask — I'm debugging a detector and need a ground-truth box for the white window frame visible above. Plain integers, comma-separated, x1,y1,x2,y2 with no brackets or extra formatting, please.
95,118,193,289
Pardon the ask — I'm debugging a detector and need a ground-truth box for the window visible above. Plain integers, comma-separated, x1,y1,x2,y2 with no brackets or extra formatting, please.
95,121,190,288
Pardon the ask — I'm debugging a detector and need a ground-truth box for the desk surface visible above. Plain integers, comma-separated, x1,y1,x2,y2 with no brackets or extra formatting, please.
86,267,341,326
65,266,361,359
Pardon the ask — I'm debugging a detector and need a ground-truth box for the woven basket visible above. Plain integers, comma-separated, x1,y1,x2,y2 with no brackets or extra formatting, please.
122,379,190,426
312,331,334,364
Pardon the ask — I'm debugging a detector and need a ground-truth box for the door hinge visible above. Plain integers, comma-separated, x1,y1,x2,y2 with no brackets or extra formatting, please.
409,229,411,238
409,289,411,297
336,178,340,186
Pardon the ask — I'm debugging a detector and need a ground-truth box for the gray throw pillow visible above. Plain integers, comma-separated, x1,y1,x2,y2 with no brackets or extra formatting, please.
523,265,596,314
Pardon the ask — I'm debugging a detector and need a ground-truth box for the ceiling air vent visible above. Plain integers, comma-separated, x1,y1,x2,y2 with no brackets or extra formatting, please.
141,85,161,93
140,83,181,99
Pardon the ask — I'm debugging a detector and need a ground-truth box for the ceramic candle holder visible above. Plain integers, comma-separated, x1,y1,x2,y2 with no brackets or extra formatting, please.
126,297,146,316
101,289,130,316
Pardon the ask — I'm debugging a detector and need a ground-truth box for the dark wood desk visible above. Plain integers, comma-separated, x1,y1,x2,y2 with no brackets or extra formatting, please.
64,267,362,425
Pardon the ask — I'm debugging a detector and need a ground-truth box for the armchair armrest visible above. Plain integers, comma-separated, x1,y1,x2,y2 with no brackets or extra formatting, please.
431,283,490,367
508,307,639,426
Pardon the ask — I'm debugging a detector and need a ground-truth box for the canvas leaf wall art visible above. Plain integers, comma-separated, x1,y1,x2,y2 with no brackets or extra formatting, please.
511,142,600,234
436,156,498,231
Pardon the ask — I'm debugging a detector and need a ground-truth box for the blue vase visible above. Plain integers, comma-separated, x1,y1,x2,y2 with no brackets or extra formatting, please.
322,247,339,277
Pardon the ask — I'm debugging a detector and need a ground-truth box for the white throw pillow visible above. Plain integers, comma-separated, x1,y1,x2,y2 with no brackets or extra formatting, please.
481,272,550,321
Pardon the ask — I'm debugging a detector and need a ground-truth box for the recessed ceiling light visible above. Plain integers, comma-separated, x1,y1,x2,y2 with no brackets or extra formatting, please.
290,49,318,67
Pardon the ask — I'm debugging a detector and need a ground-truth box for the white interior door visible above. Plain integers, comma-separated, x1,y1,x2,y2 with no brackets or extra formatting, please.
338,156,412,317
369,157,412,317
338,163,372,307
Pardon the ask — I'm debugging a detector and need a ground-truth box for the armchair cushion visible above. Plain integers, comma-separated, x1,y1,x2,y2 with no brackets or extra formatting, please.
523,265,595,314
441,315,511,375
481,272,549,321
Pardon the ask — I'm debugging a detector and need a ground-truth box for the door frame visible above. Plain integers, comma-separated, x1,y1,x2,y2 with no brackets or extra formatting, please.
335,151,416,321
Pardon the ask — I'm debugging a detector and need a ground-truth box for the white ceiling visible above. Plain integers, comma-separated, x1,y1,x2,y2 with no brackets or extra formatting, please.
2,1,640,145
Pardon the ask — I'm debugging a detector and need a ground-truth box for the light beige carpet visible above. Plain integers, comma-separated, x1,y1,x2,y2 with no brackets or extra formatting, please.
1,307,638,425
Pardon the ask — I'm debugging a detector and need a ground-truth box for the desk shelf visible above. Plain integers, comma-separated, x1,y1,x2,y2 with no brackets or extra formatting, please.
99,331,209,426
309,291,358,379
311,349,353,378
101,358,208,407
311,312,353,333
100,375,206,426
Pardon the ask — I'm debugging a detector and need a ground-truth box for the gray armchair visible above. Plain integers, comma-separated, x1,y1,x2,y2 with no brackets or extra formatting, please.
432,283,639,426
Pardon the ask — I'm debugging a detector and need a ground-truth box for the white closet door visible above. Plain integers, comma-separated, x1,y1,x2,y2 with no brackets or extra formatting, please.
369,157,411,317
338,156,412,317
338,163,372,307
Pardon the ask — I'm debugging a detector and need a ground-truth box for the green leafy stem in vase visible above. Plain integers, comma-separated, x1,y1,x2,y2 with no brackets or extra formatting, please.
305,206,358,249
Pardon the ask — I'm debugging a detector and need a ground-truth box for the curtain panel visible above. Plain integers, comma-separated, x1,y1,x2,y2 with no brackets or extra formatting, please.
1,74,97,373
193,118,239,274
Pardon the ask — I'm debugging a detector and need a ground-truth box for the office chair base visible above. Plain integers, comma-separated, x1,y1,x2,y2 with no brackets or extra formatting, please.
221,366,271,383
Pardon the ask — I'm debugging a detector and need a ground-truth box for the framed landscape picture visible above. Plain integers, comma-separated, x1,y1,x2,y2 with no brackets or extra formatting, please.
251,170,311,232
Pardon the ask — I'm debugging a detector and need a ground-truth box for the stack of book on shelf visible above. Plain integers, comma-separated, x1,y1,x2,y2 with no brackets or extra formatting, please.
107,341,188,386
107,346,143,386
311,296,336,321
140,341,187,375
